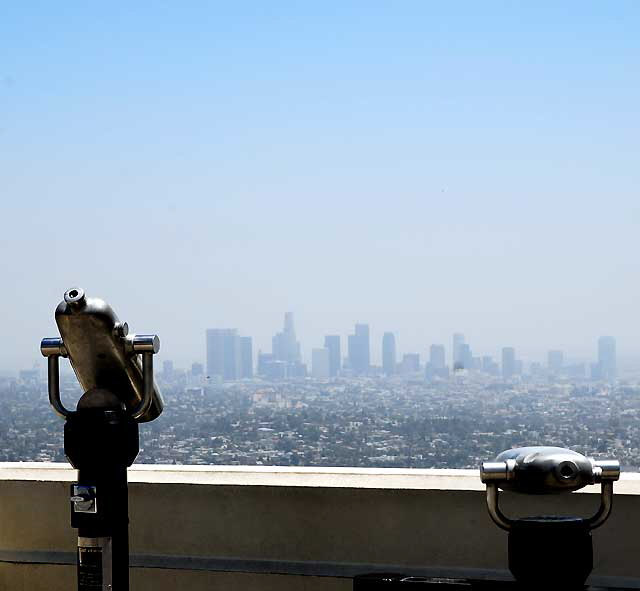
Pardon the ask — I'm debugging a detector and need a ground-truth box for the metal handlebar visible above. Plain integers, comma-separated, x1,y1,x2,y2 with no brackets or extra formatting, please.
480,446,620,531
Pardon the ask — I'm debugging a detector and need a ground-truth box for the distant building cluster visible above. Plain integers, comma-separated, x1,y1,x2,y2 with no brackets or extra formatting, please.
5,370,640,469
202,313,618,385
205,329,253,382
0,323,628,469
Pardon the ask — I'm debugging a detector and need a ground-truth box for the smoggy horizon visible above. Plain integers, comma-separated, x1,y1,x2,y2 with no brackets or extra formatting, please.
2,3,639,371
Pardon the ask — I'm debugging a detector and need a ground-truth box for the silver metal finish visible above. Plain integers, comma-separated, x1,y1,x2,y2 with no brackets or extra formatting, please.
131,352,154,421
480,446,619,531
587,481,614,529
64,287,86,306
41,341,72,418
113,322,128,338
479,460,516,482
484,446,600,493
41,288,163,422
124,334,160,354
593,459,621,482
485,483,512,531
40,337,67,357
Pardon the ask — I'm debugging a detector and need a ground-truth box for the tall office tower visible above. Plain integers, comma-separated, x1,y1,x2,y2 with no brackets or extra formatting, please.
162,359,174,380
324,335,341,377
430,344,446,369
272,331,286,361
502,347,516,380
206,329,242,381
191,362,204,376
240,336,253,379
598,336,617,382
382,332,396,376
348,323,370,375
272,312,301,364
426,344,448,380
548,350,564,374
452,333,465,368
312,348,331,379
457,344,472,370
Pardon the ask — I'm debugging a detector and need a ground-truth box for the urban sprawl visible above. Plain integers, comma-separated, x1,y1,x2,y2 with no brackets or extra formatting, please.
1,314,636,469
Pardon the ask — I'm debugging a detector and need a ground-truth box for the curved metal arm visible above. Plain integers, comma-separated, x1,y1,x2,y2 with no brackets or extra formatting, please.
485,480,615,532
40,338,72,418
47,355,72,418
486,483,514,531
131,351,154,421
587,481,614,530
126,335,159,421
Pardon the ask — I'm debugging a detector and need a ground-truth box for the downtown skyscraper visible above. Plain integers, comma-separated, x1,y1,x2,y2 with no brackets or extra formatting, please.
324,335,341,377
429,344,446,369
382,332,396,376
425,343,449,380
206,329,253,381
264,312,307,378
452,333,465,369
272,312,301,364
597,336,617,382
502,347,516,379
240,336,253,379
348,324,370,375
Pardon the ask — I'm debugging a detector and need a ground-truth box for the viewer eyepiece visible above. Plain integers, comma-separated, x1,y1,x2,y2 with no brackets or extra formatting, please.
64,287,86,306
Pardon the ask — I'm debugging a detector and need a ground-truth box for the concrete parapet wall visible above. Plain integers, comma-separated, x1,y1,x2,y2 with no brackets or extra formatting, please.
0,463,639,590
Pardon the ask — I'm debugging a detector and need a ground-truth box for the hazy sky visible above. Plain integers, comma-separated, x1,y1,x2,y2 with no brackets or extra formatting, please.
1,2,639,371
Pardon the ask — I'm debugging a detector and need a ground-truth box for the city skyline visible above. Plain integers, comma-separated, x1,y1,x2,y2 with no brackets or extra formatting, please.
200,311,620,383
7,302,628,377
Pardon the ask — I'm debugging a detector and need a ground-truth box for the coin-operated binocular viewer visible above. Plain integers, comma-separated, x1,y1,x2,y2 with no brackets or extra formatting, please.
480,447,620,588
41,288,163,591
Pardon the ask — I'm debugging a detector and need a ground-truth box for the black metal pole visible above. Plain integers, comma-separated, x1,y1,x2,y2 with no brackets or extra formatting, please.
65,407,139,591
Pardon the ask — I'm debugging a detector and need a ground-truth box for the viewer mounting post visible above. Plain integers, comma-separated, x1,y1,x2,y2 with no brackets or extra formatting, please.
41,288,164,591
